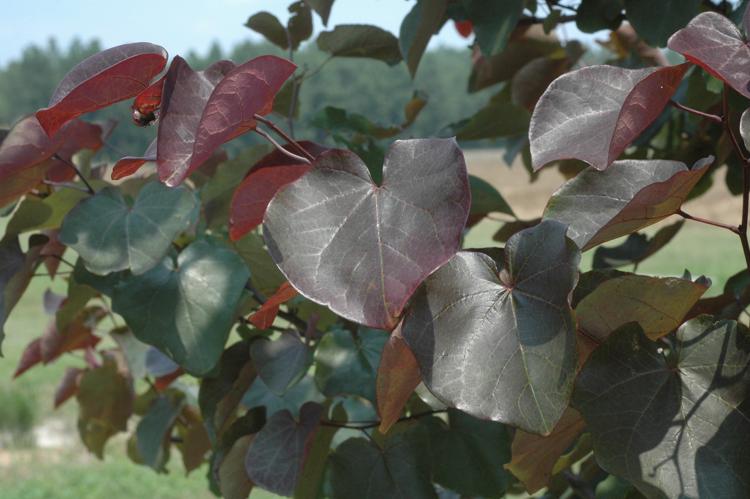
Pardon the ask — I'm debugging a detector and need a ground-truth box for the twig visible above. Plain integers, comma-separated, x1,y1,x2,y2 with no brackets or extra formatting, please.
253,128,312,165
320,409,447,430
677,209,739,234
670,100,722,124
38,253,76,269
253,114,316,161
42,180,91,194
52,154,95,195
518,14,577,25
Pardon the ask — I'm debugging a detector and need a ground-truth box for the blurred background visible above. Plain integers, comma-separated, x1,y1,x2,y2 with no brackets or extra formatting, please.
0,1,744,498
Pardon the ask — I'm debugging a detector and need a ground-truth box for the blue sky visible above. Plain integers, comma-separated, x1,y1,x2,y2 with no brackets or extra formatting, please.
0,0,472,66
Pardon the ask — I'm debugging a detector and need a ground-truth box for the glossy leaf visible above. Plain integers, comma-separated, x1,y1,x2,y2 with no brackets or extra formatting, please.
329,426,436,499
264,139,470,330
402,220,580,434
316,25,402,65
158,55,295,186
229,141,327,241
577,273,709,341
111,239,249,375
111,139,156,181
250,331,311,395
36,43,168,136
530,64,689,171
60,182,199,275
505,407,587,493
315,327,387,403
76,357,134,458
544,157,713,250
247,281,299,330
245,401,324,496
625,0,700,47
425,409,512,497
399,0,447,77
574,318,750,498
376,327,421,433
668,12,750,98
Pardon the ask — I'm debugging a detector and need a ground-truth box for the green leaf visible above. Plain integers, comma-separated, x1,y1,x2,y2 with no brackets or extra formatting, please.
543,157,713,250
288,1,313,49
402,220,580,434
399,0,447,78
233,231,285,297
463,0,524,56
199,340,256,443
112,238,249,375
303,0,334,25
60,181,199,275
245,12,289,49
136,393,186,471
76,357,134,458
329,426,437,498
5,188,88,236
244,402,324,496
469,175,514,218
576,273,709,341
208,407,266,496
424,409,511,497
624,0,701,47
592,221,684,270
314,327,387,404
250,332,311,396
242,373,325,418
456,93,530,141
317,25,402,65
574,317,750,498
576,0,623,33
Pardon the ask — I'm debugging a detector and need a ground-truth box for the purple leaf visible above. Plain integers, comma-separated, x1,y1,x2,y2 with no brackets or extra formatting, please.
530,63,689,171
36,43,168,136
668,12,750,98
263,138,471,330
111,139,157,181
157,55,296,187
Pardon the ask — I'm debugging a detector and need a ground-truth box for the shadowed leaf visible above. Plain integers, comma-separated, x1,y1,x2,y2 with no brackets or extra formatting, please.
250,331,311,395
464,0,524,56
245,12,289,49
399,0,447,78
402,220,580,434
247,282,299,330
2,236,43,354
376,326,421,433
54,367,84,408
136,393,186,470
625,0,700,47
317,25,402,65
111,139,157,181
592,221,683,269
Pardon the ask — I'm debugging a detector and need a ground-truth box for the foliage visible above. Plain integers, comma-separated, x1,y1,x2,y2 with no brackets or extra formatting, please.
3,1,750,498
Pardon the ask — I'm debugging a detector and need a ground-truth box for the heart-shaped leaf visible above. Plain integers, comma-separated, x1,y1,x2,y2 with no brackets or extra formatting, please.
245,401,324,496
316,25,403,65
111,238,250,375
544,157,713,250
402,220,581,434
530,64,689,171
60,181,199,275
245,12,289,49
250,332,311,395
574,317,750,498
36,43,168,136
229,141,328,241
263,138,470,330
576,273,709,341
329,426,436,499
668,12,750,98
158,55,295,186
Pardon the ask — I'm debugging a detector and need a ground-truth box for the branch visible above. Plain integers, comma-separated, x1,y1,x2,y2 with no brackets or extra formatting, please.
677,209,739,234
253,128,312,165
253,114,316,162
52,154,95,195
517,14,577,25
42,180,91,194
670,100,722,124
320,409,447,430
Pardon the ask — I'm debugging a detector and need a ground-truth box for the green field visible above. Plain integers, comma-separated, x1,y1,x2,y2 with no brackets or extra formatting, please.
0,217,742,498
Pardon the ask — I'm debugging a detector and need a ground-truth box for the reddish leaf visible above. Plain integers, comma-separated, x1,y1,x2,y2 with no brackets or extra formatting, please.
668,12,750,98
530,63,689,171
132,74,166,125
54,367,84,408
376,325,421,434
455,20,473,38
158,55,296,187
39,307,104,364
45,120,104,182
229,141,328,241
36,43,168,136
504,407,587,493
111,138,157,180
14,338,43,378
41,230,66,279
248,281,299,329
154,368,185,391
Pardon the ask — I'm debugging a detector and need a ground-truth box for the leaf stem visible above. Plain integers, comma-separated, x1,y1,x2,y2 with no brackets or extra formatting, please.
253,128,312,165
52,154,95,195
320,409,447,430
669,100,722,124
42,180,91,194
677,209,739,234
253,114,316,161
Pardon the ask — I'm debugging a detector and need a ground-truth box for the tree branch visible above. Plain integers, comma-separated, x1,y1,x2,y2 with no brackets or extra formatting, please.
677,209,739,234
52,154,95,195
